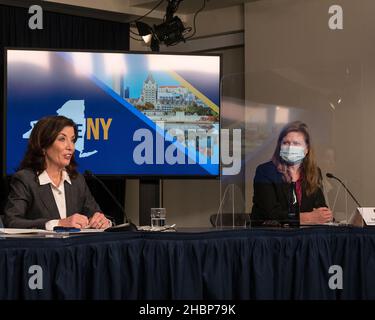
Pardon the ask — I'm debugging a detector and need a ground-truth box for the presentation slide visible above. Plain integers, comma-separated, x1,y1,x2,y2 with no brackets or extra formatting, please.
5,49,221,176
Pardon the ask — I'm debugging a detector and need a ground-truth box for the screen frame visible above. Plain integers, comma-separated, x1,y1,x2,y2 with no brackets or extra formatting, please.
3,47,222,179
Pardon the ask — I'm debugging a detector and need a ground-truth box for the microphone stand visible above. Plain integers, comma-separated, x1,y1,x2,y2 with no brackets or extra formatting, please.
84,171,137,232
326,173,361,207
326,173,364,226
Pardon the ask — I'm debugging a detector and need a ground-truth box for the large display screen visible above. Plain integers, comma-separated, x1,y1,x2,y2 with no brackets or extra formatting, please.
5,49,220,176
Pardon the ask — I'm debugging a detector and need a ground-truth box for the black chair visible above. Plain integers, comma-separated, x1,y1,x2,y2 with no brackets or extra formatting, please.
0,176,10,228
210,213,251,227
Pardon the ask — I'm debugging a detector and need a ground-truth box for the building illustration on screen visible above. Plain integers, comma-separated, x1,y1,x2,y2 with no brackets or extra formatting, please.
125,73,218,121
22,100,98,158
122,73,219,159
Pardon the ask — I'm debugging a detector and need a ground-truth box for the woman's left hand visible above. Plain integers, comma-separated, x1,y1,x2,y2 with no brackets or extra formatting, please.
300,207,333,224
89,212,111,229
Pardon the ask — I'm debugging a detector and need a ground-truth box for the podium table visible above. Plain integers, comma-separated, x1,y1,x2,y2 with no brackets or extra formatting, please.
0,226,375,299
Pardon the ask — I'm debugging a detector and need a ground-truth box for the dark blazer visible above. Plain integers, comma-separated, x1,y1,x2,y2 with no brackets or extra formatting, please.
4,169,102,229
251,161,327,223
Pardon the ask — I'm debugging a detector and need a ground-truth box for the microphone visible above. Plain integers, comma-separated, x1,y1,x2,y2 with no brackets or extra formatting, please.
84,170,137,231
326,173,362,207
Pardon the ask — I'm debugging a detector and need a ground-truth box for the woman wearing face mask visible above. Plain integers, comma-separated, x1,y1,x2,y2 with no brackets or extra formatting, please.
251,121,333,225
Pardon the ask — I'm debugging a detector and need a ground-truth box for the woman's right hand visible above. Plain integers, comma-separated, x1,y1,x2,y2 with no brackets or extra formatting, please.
301,207,333,224
58,213,89,228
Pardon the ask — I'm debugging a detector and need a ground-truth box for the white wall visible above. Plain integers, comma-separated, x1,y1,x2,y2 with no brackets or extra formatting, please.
244,0,373,219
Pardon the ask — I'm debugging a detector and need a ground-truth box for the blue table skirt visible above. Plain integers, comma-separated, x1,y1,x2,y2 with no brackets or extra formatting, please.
1,227,374,300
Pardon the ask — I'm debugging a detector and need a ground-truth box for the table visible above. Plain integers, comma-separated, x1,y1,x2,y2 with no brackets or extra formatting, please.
1,226,374,299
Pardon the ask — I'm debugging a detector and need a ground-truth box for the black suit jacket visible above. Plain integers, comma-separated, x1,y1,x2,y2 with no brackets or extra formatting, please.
251,161,327,223
4,169,102,229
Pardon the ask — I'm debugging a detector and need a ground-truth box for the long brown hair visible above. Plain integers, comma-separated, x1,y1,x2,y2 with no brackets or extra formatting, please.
19,115,78,178
271,121,321,195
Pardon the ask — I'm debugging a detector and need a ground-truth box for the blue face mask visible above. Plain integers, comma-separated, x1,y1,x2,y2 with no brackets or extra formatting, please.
280,145,306,164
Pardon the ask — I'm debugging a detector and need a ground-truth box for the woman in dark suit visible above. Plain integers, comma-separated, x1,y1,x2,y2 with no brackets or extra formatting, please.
251,121,333,225
4,115,111,230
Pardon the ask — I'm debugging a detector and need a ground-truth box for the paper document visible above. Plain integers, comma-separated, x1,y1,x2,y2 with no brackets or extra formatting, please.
137,224,176,232
78,228,105,233
0,228,51,235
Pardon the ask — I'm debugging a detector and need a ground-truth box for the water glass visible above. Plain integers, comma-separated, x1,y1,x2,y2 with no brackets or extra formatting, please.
151,208,166,227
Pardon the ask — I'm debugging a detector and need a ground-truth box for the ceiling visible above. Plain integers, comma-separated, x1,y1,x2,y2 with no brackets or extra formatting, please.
0,0,261,24
129,0,260,15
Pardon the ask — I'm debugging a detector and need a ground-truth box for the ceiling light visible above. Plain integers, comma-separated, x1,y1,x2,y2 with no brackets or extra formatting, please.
134,0,190,52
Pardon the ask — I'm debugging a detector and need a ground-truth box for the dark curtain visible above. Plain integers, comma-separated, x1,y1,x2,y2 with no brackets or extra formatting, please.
0,4,130,224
